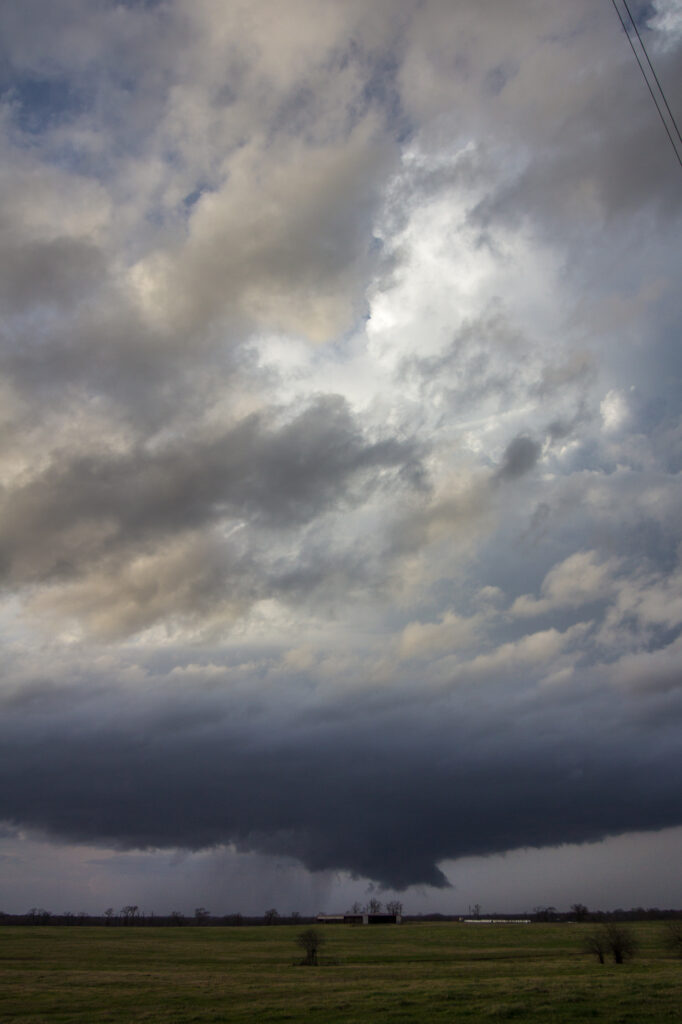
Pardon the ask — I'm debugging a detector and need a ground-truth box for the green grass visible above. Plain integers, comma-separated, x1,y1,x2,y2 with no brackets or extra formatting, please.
1,922,680,1023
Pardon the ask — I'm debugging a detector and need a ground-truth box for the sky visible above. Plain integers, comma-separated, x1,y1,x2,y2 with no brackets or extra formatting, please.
0,0,681,919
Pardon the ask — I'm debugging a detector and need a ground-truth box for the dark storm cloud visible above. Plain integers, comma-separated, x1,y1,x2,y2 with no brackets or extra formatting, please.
0,674,680,890
495,435,541,481
0,394,419,586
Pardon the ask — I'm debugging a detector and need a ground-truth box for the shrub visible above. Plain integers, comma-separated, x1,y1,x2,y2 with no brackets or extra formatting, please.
296,928,325,966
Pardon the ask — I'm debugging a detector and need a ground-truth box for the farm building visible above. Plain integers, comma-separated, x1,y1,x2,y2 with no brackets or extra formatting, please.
316,912,402,925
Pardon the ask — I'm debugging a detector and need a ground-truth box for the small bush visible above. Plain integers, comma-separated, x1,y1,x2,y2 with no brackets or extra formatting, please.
296,928,325,966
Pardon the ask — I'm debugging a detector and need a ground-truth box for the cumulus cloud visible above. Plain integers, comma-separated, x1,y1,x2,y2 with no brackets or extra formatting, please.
399,610,479,659
130,122,394,342
511,551,618,617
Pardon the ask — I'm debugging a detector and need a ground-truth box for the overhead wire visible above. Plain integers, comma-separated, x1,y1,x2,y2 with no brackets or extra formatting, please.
609,0,682,168
621,0,682,148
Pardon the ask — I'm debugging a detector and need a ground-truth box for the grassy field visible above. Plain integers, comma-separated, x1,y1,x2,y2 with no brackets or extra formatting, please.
1,921,680,1023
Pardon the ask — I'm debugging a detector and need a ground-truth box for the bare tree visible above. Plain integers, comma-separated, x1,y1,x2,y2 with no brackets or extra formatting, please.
606,924,637,964
585,924,637,965
194,907,210,925
120,905,139,926
296,928,325,966
365,898,382,915
571,903,589,923
385,900,403,917
349,901,363,915
264,908,280,925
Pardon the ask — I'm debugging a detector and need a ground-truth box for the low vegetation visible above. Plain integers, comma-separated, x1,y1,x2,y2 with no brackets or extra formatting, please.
295,927,325,965
584,922,638,964
1,921,681,1022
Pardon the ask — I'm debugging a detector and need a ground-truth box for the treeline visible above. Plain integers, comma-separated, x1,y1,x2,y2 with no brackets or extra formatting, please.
0,907,315,927
1,904,681,927
419,905,682,924
530,904,682,923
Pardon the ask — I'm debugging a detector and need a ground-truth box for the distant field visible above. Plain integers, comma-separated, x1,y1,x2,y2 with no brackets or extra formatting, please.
1,922,680,1023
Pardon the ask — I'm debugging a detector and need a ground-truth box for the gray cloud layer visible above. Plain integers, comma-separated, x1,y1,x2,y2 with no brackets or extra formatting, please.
1,396,416,577
1,672,680,890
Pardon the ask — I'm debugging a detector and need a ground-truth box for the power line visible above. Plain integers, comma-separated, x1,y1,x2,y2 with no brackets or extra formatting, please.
622,0,682,147
610,0,682,168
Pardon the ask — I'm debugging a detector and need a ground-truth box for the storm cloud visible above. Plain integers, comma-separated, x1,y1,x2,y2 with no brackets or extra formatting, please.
1,667,680,891
1,0,681,912
496,435,541,481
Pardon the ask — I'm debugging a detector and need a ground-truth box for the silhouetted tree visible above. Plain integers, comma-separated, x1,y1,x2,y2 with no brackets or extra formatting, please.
194,907,210,925
365,898,382,915
264,908,280,925
28,908,51,924
296,928,325,965
607,923,637,964
585,924,637,964
571,903,589,922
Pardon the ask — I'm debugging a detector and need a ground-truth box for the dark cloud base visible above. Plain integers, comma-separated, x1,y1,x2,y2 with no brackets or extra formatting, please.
2,681,680,890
